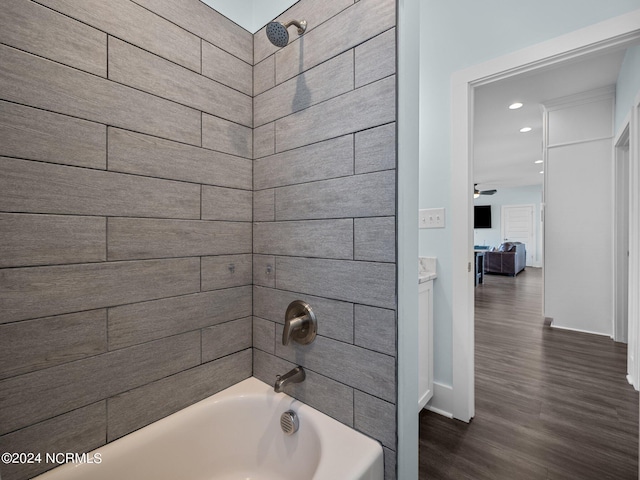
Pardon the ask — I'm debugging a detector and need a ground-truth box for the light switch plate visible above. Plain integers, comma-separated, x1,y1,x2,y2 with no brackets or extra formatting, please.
419,208,445,229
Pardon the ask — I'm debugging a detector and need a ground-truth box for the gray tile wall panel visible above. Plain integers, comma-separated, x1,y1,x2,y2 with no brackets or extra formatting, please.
0,0,106,76
254,0,354,64
0,213,106,268
108,286,252,350
354,216,396,263
202,41,252,96
201,187,253,222
275,171,396,221
107,350,251,441
35,0,201,72
384,447,397,480
355,28,396,88
253,349,354,426
275,75,395,152
0,44,201,146
355,123,396,174
201,254,253,291
275,326,395,402
133,0,253,64
107,218,251,260
253,286,354,343
253,317,276,354
354,390,396,448
276,256,396,309
108,128,251,190
254,56,275,96
202,114,252,159
0,101,106,170
253,255,276,288
0,258,200,324
274,0,394,84
0,310,107,380
354,305,396,357
254,135,353,190
254,51,354,127
254,220,353,259
254,189,275,222
0,332,200,435
0,157,201,219
254,122,275,159
0,402,106,480
108,38,251,127
202,318,252,362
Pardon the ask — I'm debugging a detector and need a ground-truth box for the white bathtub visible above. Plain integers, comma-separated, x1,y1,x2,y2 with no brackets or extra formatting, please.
35,377,384,480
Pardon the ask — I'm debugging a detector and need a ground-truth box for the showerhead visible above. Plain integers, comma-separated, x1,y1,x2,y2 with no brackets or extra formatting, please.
266,20,307,48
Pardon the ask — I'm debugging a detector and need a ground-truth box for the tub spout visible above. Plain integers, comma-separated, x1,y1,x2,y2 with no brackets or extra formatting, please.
274,366,305,393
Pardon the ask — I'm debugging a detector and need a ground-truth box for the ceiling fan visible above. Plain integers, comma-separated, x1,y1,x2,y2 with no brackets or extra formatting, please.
474,184,497,198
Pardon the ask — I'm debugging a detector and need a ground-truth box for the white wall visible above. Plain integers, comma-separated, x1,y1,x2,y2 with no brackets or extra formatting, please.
543,90,614,336
474,185,542,266
420,1,640,387
616,44,640,133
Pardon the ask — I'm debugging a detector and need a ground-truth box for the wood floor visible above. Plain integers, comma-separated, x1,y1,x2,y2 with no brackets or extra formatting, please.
419,268,639,479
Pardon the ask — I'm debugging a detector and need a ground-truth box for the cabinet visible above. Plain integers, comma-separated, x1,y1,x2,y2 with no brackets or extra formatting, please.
418,279,433,409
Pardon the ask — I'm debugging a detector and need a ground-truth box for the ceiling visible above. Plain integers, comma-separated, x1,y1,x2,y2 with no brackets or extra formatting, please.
201,0,298,33
473,47,628,192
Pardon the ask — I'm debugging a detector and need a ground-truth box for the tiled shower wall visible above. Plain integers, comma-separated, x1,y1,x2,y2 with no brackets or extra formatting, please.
0,1,253,478
251,0,398,478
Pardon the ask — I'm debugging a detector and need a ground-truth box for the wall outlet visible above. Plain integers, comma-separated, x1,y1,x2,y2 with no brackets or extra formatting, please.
419,208,445,229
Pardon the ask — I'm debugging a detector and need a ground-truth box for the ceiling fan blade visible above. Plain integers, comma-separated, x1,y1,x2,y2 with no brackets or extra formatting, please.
480,189,497,195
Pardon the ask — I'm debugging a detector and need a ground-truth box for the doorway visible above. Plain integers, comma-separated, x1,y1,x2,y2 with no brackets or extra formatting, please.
501,204,536,266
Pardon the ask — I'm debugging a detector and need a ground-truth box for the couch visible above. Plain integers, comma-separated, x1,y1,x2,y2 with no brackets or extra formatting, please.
485,242,526,276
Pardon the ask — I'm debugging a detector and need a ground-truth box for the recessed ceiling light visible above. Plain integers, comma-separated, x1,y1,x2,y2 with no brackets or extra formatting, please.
520,127,532,133
509,102,523,110
539,170,544,174
534,160,543,164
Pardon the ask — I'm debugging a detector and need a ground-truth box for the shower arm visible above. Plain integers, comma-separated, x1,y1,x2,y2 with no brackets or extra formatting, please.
284,19,307,35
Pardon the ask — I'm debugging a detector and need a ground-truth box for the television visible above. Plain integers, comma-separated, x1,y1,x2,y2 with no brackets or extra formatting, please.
474,205,492,229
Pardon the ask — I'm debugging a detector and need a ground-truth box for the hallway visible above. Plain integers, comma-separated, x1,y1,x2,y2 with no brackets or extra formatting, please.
419,268,639,479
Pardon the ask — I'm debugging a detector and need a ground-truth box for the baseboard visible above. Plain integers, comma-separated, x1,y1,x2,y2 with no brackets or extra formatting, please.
549,321,610,337
424,382,453,418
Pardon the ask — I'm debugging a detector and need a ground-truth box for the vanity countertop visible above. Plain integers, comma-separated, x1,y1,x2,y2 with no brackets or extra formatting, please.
419,257,437,283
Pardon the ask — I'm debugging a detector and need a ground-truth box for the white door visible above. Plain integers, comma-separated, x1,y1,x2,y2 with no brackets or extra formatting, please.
501,204,535,266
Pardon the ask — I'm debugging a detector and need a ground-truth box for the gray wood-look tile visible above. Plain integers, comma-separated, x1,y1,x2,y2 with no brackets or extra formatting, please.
254,189,275,221
107,218,251,261
0,157,200,219
253,0,354,64
0,310,107,380
202,114,252,159
355,28,395,88
35,0,201,72
201,254,252,291
276,257,396,309
275,76,396,152
254,135,353,190
254,122,275,159
1,0,106,77
0,101,106,170
108,37,251,128
254,56,275,96
201,186,253,222
108,128,251,190
133,0,252,64
274,0,395,84
354,305,396,357
275,326,395,402
275,171,396,221
0,402,106,480
253,349,354,426
355,123,396,174
253,286,354,343
107,350,251,441
253,317,276,354
354,217,395,263
108,286,252,350
202,41,252,96
0,213,106,268
254,220,354,259
0,45,201,145
354,390,396,448
384,447,397,480
254,255,276,288
254,50,354,127
0,258,200,324
0,332,200,435
202,318,252,362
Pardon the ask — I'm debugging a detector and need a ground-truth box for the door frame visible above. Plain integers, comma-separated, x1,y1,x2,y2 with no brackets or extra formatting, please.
501,204,536,267
451,10,640,422
614,124,630,346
